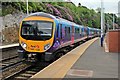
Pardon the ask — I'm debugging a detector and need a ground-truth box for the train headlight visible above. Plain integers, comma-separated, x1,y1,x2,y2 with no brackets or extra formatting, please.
44,43,50,50
21,42,27,49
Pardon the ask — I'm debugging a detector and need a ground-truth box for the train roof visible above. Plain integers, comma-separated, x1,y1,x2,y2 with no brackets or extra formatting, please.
26,12,100,30
26,12,79,27
88,27,101,31
57,18,84,28
27,12,56,19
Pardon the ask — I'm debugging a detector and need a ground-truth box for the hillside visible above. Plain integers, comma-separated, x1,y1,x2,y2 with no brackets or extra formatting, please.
2,2,101,28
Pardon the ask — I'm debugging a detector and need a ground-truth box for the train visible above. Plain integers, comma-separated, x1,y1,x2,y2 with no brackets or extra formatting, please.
18,12,101,62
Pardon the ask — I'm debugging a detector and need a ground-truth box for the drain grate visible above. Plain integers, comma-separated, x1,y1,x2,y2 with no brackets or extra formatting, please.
67,69,93,77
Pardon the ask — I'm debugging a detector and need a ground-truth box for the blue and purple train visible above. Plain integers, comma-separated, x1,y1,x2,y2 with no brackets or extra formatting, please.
18,12,100,62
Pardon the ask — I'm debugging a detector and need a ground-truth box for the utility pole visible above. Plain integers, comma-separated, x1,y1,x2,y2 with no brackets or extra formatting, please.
27,0,29,15
100,0,104,47
113,14,115,30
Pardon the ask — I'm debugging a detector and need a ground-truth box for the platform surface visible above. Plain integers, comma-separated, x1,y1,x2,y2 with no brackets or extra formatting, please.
31,38,98,79
0,43,19,49
65,39,118,78
31,38,118,79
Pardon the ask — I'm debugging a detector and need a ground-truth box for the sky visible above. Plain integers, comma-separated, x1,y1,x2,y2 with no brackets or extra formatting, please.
70,0,119,15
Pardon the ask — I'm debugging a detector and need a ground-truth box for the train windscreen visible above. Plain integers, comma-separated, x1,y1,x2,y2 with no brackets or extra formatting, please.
21,21,53,40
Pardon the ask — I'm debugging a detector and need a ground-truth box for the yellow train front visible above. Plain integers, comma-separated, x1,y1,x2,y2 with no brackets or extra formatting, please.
18,12,56,62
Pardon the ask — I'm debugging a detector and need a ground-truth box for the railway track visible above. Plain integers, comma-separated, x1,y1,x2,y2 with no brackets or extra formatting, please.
0,55,27,80
1,37,93,80
0,55,18,62
0,55,20,70
0,45,50,80
0,46,25,80
3,61,50,80
3,64,32,80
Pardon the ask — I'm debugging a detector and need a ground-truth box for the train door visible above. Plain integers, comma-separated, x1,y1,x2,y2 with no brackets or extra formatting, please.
84,27,87,37
81,27,84,37
71,25,74,44
59,24,65,44
86,27,89,38
79,27,82,37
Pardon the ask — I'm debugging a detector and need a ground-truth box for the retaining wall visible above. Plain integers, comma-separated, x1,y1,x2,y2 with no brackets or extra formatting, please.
106,30,120,53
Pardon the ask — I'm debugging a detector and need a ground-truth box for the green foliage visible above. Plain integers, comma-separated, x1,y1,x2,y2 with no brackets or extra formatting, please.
2,4,16,16
2,2,119,28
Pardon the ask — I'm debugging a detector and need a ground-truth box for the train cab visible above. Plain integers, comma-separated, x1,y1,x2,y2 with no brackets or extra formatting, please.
18,12,56,62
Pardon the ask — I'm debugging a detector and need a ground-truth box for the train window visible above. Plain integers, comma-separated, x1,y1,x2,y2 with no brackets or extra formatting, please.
79,28,81,34
68,27,70,33
22,27,33,35
75,28,79,33
37,22,52,36
75,28,76,33
92,30,94,34
65,27,67,34
77,28,80,33
65,26,70,36
82,28,85,35
56,24,59,37
60,24,62,39
21,21,53,40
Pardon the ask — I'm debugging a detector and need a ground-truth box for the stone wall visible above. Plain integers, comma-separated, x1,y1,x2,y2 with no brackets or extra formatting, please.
1,12,26,45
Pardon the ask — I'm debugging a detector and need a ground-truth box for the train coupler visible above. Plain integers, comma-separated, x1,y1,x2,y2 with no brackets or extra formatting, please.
27,53,37,62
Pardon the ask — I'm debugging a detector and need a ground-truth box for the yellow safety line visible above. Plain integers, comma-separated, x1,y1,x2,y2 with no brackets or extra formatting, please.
30,37,98,78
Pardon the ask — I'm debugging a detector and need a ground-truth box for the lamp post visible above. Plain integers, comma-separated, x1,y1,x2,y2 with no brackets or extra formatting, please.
118,13,120,17
113,14,115,30
27,0,29,15
100,0,104,47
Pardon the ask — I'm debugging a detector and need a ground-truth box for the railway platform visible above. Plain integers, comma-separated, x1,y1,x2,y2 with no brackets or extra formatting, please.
30,37,118,79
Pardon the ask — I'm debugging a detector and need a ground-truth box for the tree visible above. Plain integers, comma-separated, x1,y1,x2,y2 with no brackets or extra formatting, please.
96,7,101,13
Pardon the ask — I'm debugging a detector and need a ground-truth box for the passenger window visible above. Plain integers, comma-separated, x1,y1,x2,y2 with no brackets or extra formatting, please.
77,28,79,33
75,28,79,33
60,24,62,39
75,28,76,33
68,27,70,33
65,26,70,36
80,28,81,34
57,24,59,37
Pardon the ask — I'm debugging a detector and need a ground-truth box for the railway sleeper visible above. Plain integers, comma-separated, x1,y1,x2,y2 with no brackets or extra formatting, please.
25,71,36,74
20,73,33,77
15,76,28,80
